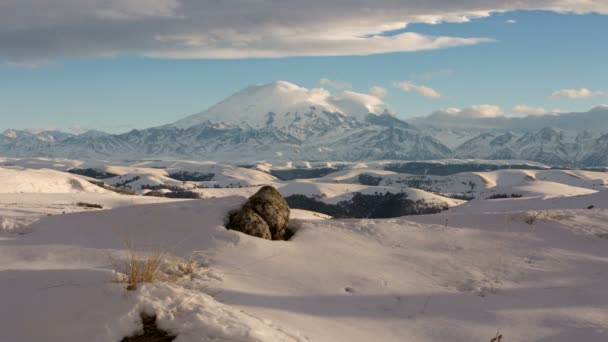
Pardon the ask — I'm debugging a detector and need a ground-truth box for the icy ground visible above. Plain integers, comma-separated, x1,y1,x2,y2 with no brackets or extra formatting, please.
0,160,607,341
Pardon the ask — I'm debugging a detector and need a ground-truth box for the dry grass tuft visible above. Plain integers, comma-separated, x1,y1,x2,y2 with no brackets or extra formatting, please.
113,242,166,290
112,242,207,290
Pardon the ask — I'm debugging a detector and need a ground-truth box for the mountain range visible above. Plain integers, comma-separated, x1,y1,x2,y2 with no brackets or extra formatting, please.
2,81,608,166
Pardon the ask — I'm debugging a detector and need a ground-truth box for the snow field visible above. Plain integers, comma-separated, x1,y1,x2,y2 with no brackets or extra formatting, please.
0,160,607,341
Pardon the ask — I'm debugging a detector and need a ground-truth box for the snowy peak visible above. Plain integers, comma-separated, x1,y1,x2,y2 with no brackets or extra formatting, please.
1,129,74,143
2,129,18,139
516,127,564,146
174,81,387,129
451,127,607,166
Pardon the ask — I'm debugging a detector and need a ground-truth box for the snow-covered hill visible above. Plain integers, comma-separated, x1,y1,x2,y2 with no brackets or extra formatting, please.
2,160,608,341
0,167,109,194
318,167,608,199
277,181,465,206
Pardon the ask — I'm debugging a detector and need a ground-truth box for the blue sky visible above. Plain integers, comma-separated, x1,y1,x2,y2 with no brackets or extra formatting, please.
0,5,606,133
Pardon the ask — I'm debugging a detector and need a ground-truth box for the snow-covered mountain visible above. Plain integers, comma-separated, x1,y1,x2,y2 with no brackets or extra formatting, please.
1,81,607,166
0,129,76,154
175,81,382,132
581,133,608,166
0,81,447,162
452,128,599,166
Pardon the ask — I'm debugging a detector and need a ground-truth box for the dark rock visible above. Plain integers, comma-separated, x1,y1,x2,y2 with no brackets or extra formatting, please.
227,207,272,240
244,186,290,239
227,186,290,240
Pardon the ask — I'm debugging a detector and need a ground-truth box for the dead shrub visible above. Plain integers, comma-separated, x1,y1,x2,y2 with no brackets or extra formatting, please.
113,242,166,290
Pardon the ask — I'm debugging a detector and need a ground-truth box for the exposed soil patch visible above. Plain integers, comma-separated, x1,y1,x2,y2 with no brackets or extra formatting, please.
120,314,176,342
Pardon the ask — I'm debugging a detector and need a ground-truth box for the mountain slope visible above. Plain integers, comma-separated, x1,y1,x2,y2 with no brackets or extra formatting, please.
453,127,600,166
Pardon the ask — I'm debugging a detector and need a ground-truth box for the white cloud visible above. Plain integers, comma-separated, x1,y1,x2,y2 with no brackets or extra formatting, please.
149,32,493,59
506,19,517,24
369,86,388,99
394,81,442,98
328,91,386,118
551,88,601,99
438,105,504,118
2,1,608,63
319,78,351,90
412,104,506,129
414,105,608,131
512,105,548,115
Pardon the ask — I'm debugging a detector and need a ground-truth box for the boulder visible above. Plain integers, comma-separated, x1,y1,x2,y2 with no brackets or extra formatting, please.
227,186,291,240
227,207,272,240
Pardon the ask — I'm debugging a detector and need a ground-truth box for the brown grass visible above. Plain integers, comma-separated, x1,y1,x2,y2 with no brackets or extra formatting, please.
113,242,166,290
112,241,207,290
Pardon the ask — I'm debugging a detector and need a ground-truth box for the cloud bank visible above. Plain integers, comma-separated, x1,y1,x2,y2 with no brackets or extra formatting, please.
2,0,608,64
551,88,602,99
413,105,608,132
513,105,549,115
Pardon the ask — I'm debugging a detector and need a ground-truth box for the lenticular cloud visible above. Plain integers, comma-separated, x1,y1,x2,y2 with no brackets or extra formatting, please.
2,0,608,63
